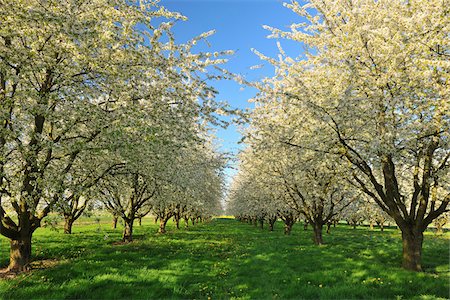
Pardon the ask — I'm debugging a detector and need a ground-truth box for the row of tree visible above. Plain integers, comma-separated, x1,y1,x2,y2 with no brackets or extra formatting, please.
229,173,394,237
57,141,224,240
228,0,449,272
0,0,226,272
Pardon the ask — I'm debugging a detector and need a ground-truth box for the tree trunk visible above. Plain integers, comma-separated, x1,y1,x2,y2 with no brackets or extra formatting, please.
184,216,189,228
8,236,32,272
284,222,293,235
370,222,374,230
175,215,180,229
303,222,308,231
313,223,324,245
112,216,118,229
268,218,276,232
326,222,331,234
191,217,195,226
401,229,423,271
159,218,169,234
64,216,74,234
122,219,134,243
259,218,264,229
380,223,384,232
138,217,142,226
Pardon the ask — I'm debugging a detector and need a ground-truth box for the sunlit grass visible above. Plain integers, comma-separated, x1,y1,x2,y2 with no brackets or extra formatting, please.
0,217,448,299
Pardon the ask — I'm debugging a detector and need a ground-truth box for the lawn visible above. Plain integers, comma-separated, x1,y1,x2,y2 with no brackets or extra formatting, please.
0,217,448,299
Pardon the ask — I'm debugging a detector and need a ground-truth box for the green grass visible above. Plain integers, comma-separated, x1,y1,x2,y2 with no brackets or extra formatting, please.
0,218,448,299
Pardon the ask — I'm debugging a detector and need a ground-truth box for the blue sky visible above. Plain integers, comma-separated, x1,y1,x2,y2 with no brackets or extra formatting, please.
159,0,303,180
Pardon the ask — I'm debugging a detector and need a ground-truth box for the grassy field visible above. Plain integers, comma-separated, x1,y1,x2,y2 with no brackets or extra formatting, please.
0,217,448,299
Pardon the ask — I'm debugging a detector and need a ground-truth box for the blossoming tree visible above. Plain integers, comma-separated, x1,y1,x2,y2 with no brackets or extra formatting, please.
254,0,449,270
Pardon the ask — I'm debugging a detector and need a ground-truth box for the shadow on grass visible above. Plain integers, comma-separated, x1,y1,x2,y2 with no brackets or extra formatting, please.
0,218,448,299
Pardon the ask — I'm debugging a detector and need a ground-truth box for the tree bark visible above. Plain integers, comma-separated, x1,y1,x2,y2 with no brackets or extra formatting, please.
284,222,293,235
112,216,118,229
259,218,264,229
184,216,189,228
159,218,169,234
303,222,308,231
122,218,134,243
64,216,74,234
268,217,276,232
313,223,324,245
326,222,331,234
401,229,423,271
8,236,32,272
175,215,180,229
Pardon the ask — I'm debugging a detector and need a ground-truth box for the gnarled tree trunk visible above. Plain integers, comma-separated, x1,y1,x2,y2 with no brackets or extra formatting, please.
401,228,424,271
159,217,170,234
122,218,134,243
313,223,324,245
112,216,118,229
174,213,180,229
64,216,74,234
268,216,276,232
284,223,292,235
8,235,32,272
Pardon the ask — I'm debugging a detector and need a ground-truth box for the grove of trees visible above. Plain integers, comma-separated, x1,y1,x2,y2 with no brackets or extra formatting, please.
0,0,448,276
228,0,449,272
0,0,226,272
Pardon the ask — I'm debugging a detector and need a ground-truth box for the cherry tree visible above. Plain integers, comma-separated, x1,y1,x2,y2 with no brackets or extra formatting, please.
255,0,449,270
0,0,230,271
227,146,291,232
151,143,225,234
99,171,156,242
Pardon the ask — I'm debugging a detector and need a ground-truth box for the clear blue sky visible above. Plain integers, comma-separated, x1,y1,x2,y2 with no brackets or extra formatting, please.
160,0,304,180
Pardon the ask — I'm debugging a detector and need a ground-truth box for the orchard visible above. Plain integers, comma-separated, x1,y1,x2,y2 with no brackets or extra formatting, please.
0,0,448,298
